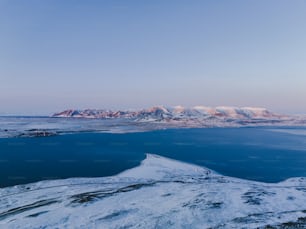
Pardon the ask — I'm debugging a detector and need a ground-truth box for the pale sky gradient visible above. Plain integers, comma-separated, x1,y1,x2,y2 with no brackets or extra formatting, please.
1,0,306,115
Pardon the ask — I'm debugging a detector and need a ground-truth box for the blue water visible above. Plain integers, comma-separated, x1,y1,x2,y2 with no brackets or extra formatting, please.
1,127,306,187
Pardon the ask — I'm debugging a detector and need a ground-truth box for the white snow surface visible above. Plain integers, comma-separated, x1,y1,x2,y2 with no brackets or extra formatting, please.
1,154,306,229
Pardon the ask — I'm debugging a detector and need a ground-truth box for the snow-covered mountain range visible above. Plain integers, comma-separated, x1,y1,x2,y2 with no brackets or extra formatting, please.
52,106,301,127
53,105,284,120
1,106,304,138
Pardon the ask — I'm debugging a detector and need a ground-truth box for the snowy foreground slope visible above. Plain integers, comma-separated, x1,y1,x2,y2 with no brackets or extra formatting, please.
1,155,306,228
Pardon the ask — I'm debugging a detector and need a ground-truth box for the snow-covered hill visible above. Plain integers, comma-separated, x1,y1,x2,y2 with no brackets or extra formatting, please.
1,154,306,228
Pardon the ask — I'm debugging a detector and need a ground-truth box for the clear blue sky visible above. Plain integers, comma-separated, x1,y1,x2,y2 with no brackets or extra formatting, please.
1,0,306,115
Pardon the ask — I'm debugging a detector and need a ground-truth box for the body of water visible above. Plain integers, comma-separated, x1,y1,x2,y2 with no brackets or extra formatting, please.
1,127,306,187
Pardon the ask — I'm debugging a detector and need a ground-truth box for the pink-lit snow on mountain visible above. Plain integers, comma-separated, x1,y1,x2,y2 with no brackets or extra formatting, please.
52,106,285,120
